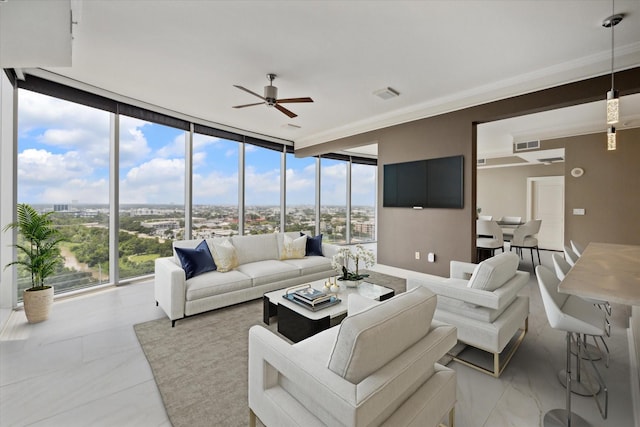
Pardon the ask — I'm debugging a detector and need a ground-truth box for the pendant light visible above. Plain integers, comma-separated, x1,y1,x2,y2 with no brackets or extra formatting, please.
602,2,623,150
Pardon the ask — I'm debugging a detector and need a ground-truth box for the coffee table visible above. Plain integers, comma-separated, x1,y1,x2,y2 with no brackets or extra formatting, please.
263,279,394,343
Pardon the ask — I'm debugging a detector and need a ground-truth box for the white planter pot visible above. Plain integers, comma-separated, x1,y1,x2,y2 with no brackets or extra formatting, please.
23,286,54,323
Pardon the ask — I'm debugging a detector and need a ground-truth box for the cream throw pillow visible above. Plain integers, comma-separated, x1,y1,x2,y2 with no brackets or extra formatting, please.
210,239,239,272
280,234,307,260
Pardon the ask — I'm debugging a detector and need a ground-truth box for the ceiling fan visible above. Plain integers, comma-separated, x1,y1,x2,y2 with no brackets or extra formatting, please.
232,73,313,118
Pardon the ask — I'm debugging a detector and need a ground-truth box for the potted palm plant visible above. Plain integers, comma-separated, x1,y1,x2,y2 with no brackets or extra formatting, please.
3,203,65,323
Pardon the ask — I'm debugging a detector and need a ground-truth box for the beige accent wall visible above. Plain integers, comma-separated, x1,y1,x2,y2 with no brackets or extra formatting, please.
296,68,640,276
562,127,640,246
477,163,564,222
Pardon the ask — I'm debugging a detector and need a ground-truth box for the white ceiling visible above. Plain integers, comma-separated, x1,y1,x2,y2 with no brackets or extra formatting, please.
6,0,640,154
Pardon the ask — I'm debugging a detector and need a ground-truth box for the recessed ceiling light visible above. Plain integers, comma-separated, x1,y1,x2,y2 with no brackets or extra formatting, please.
373,87,400,100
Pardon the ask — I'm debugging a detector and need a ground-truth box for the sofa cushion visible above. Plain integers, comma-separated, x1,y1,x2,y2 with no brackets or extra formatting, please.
235,260,300,286
468,252,519,291
174,240,217,279
231,234,279,265
280,234,307,260
300,232,323,256
185,270,252,301
327,286,437,384
210,239,239,272
281,256,333,276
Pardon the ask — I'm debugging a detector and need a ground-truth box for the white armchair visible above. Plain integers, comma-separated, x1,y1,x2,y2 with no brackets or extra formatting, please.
408,252,529,377
248,286,457,427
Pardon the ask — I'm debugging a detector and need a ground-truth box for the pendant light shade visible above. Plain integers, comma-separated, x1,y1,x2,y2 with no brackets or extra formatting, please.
603,4,623,150
607,126,616,151
606,90,619,125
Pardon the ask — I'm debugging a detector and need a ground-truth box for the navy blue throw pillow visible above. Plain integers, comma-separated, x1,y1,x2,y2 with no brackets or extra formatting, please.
300,232,323,256
174,240,217,280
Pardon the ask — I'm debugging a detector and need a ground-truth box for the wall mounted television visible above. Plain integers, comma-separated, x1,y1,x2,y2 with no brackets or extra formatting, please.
383,155,464,209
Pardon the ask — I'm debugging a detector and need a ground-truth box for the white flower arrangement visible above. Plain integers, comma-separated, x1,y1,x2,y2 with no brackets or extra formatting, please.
331,245,376,281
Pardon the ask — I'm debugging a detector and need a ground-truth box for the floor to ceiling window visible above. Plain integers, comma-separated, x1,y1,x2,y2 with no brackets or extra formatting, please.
118,118,183,279
16,89,111,298
192,134,239,238
244,145,281,234
285,153,316,233
350,163,376,242
320,158,347,243
6,77,378,307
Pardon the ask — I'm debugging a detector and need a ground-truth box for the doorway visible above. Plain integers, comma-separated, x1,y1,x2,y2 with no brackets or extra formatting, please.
527,176,564,251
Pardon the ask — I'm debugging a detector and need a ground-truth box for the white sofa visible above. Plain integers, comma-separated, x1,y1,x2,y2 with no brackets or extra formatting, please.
408,252,529,377
248,286,457,427
154,232,340,326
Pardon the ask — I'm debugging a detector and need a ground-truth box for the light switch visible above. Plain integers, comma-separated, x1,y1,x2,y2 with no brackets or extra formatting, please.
573,208,585,215
415,251,420,260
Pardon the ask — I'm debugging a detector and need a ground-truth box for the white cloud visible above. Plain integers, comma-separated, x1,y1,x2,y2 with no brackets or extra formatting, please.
156,133,187,158
18,149,93,183
193,171,239,204
245,165,280,205
120,158,185,204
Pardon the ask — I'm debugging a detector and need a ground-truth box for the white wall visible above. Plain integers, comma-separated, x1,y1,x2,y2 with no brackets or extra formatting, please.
476,163,564,221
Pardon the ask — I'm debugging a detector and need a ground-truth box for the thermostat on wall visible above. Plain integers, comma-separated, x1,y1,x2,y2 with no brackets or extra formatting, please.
571,167,584,178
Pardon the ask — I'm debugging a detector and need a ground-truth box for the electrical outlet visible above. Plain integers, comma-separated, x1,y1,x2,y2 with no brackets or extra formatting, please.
415,251,421,260
573,208,585,215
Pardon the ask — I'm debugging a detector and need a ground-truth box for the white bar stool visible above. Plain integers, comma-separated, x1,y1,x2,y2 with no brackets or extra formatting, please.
536,265,608,427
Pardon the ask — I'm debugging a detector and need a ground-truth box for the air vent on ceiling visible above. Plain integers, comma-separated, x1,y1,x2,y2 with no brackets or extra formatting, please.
477,158,486,165
373,87,400,100
514,140,540,152
538,156,564,164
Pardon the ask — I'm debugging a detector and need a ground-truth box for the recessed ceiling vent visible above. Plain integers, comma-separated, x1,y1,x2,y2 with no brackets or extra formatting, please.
514,140,540,152
538,156,564,164
477,158,486,165
373,87,400,100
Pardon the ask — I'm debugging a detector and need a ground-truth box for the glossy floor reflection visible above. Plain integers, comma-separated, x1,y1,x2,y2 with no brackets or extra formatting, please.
0,249,636,427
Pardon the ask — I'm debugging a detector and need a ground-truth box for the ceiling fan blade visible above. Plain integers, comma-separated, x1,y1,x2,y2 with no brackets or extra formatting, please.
233,85,265,100
275,104,297,118
233,102,265,108
277,97,314,104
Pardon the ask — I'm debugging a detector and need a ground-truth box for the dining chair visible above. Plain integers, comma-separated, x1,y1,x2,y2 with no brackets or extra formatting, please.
536,265,608,426
476,219,504,260
510,219,542,266
499,216,522,224
478,215,493,221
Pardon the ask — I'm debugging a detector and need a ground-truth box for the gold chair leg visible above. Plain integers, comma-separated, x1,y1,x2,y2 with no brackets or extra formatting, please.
249,408,256,427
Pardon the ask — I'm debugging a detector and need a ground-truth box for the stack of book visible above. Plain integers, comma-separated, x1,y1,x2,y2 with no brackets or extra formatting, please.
284,285,340,311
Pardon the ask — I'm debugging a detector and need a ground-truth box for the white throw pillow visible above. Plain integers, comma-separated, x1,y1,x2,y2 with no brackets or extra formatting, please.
280,234,307,260
210,239,239,272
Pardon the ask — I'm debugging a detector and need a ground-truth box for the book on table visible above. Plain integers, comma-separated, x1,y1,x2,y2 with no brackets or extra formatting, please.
293,287,327,303
283,285,341,311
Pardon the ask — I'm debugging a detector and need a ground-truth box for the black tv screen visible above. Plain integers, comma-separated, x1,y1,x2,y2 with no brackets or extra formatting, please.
383,155,463,209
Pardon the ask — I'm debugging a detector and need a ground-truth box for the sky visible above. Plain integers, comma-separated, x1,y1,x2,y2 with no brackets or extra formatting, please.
17,90,375,207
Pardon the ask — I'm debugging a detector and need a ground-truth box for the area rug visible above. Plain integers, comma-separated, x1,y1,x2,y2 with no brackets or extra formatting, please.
134,271,405,427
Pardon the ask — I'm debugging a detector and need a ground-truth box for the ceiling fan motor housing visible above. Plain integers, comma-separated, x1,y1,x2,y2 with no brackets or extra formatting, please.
264,85,278,106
